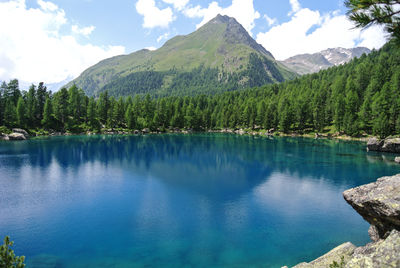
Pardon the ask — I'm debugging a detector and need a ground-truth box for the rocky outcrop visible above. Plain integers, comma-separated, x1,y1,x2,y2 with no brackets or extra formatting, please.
0,129,29,141
343,175,400,241
346,229,400,267
367,137,400,153
290,242,356,268
12,128,29,137
287,174,400,268
7,133,27,140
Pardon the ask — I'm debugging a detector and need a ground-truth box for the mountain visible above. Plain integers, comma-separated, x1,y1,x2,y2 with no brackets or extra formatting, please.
67,14,296,97
281,47,371,75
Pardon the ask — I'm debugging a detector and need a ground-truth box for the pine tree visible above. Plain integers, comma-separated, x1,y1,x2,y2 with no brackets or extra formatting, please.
36,82,47,121
345,0,400,43
26,85,37,127
87,97,97,130
41,97,53,129
4,99,16,127
54,88,69,125
16,97,26,128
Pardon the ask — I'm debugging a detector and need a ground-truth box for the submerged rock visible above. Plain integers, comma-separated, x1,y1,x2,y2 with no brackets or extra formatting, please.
343,174,400,240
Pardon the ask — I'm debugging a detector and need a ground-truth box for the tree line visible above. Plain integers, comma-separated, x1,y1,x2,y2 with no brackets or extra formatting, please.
0,42,399,138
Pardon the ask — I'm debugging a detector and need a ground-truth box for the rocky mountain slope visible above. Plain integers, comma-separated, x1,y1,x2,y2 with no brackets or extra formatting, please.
282,47,371,75
287,174,400,267
67,14,295,97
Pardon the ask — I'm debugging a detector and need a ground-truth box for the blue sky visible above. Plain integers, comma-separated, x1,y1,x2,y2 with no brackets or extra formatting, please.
0,0,387,87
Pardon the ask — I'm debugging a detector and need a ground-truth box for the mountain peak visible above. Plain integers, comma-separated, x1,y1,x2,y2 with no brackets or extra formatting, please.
200,14,274,59
66,14,295,96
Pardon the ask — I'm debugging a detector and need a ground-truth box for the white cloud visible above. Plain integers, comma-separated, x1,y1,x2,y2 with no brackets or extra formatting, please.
263,14,277,27
256,2,387,60
37,0,58,12
288,0,301,15
157,32,170,43
183,0,260,35
136,0,175,28
162,0,189,11
145,46,157,51
0,0,125,84
71,25,95,37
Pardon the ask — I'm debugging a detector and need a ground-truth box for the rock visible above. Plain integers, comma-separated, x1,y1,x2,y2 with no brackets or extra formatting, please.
12,128,29,137
1,133,9,140
291,242,356,268
367,137,400,153
236,129,245,135
346,229,400,268
343,174,400,240
368,225,381,242
134,130,139,134
382,138,400,153
395,157,400,164
142,128,150,134
7,133,26,140
367,137,384,151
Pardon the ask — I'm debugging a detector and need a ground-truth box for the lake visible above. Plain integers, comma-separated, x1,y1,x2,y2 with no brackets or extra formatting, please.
1,134,399,267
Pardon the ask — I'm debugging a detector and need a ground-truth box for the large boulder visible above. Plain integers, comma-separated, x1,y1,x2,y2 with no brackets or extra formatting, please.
346,229,400,267
8,133,27,140
367,137,400,153
12,128,29,137
290,242,356,268
287,175,400,268
343,174,400,240
367,137,384,152
382,138,400,153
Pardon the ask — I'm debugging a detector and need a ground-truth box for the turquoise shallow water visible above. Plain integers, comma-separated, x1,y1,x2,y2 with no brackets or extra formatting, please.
1,134,400,267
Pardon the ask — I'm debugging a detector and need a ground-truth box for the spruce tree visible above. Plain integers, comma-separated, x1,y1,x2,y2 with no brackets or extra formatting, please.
16,97,26,128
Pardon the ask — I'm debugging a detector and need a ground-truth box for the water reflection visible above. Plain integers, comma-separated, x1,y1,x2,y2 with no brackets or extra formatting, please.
1,134,400,267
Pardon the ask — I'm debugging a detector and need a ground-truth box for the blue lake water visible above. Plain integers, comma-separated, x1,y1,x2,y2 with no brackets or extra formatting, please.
1,134,400,267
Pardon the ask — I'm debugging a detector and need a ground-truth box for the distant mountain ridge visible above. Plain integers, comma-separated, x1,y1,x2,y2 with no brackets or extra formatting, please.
281,47,371,75
66,14,296,97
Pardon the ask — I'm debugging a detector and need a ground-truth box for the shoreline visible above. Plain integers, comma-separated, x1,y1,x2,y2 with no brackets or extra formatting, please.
0,128,372,142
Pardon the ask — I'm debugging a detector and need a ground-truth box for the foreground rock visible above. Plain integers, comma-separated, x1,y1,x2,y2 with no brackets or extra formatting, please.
287,174,400,268
343,175,400,240
346,230,400,267
367,137,400,153
290,242,356,268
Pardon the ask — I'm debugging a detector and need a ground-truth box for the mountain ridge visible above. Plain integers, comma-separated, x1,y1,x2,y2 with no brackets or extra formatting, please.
66,14,295,97
281,47,371,75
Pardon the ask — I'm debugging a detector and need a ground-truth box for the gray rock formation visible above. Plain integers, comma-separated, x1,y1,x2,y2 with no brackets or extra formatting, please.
7,133,27,140
281,47,370,75
343,175,400,240
290,242,356,268
367,137,400,153
287,174,400,268
12,128,29,137
346,229,400,267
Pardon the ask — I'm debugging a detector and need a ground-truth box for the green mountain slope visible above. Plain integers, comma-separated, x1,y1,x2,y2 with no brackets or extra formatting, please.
67,14,296,97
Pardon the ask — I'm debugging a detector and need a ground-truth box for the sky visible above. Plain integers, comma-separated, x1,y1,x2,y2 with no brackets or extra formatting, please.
0,0,388,89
